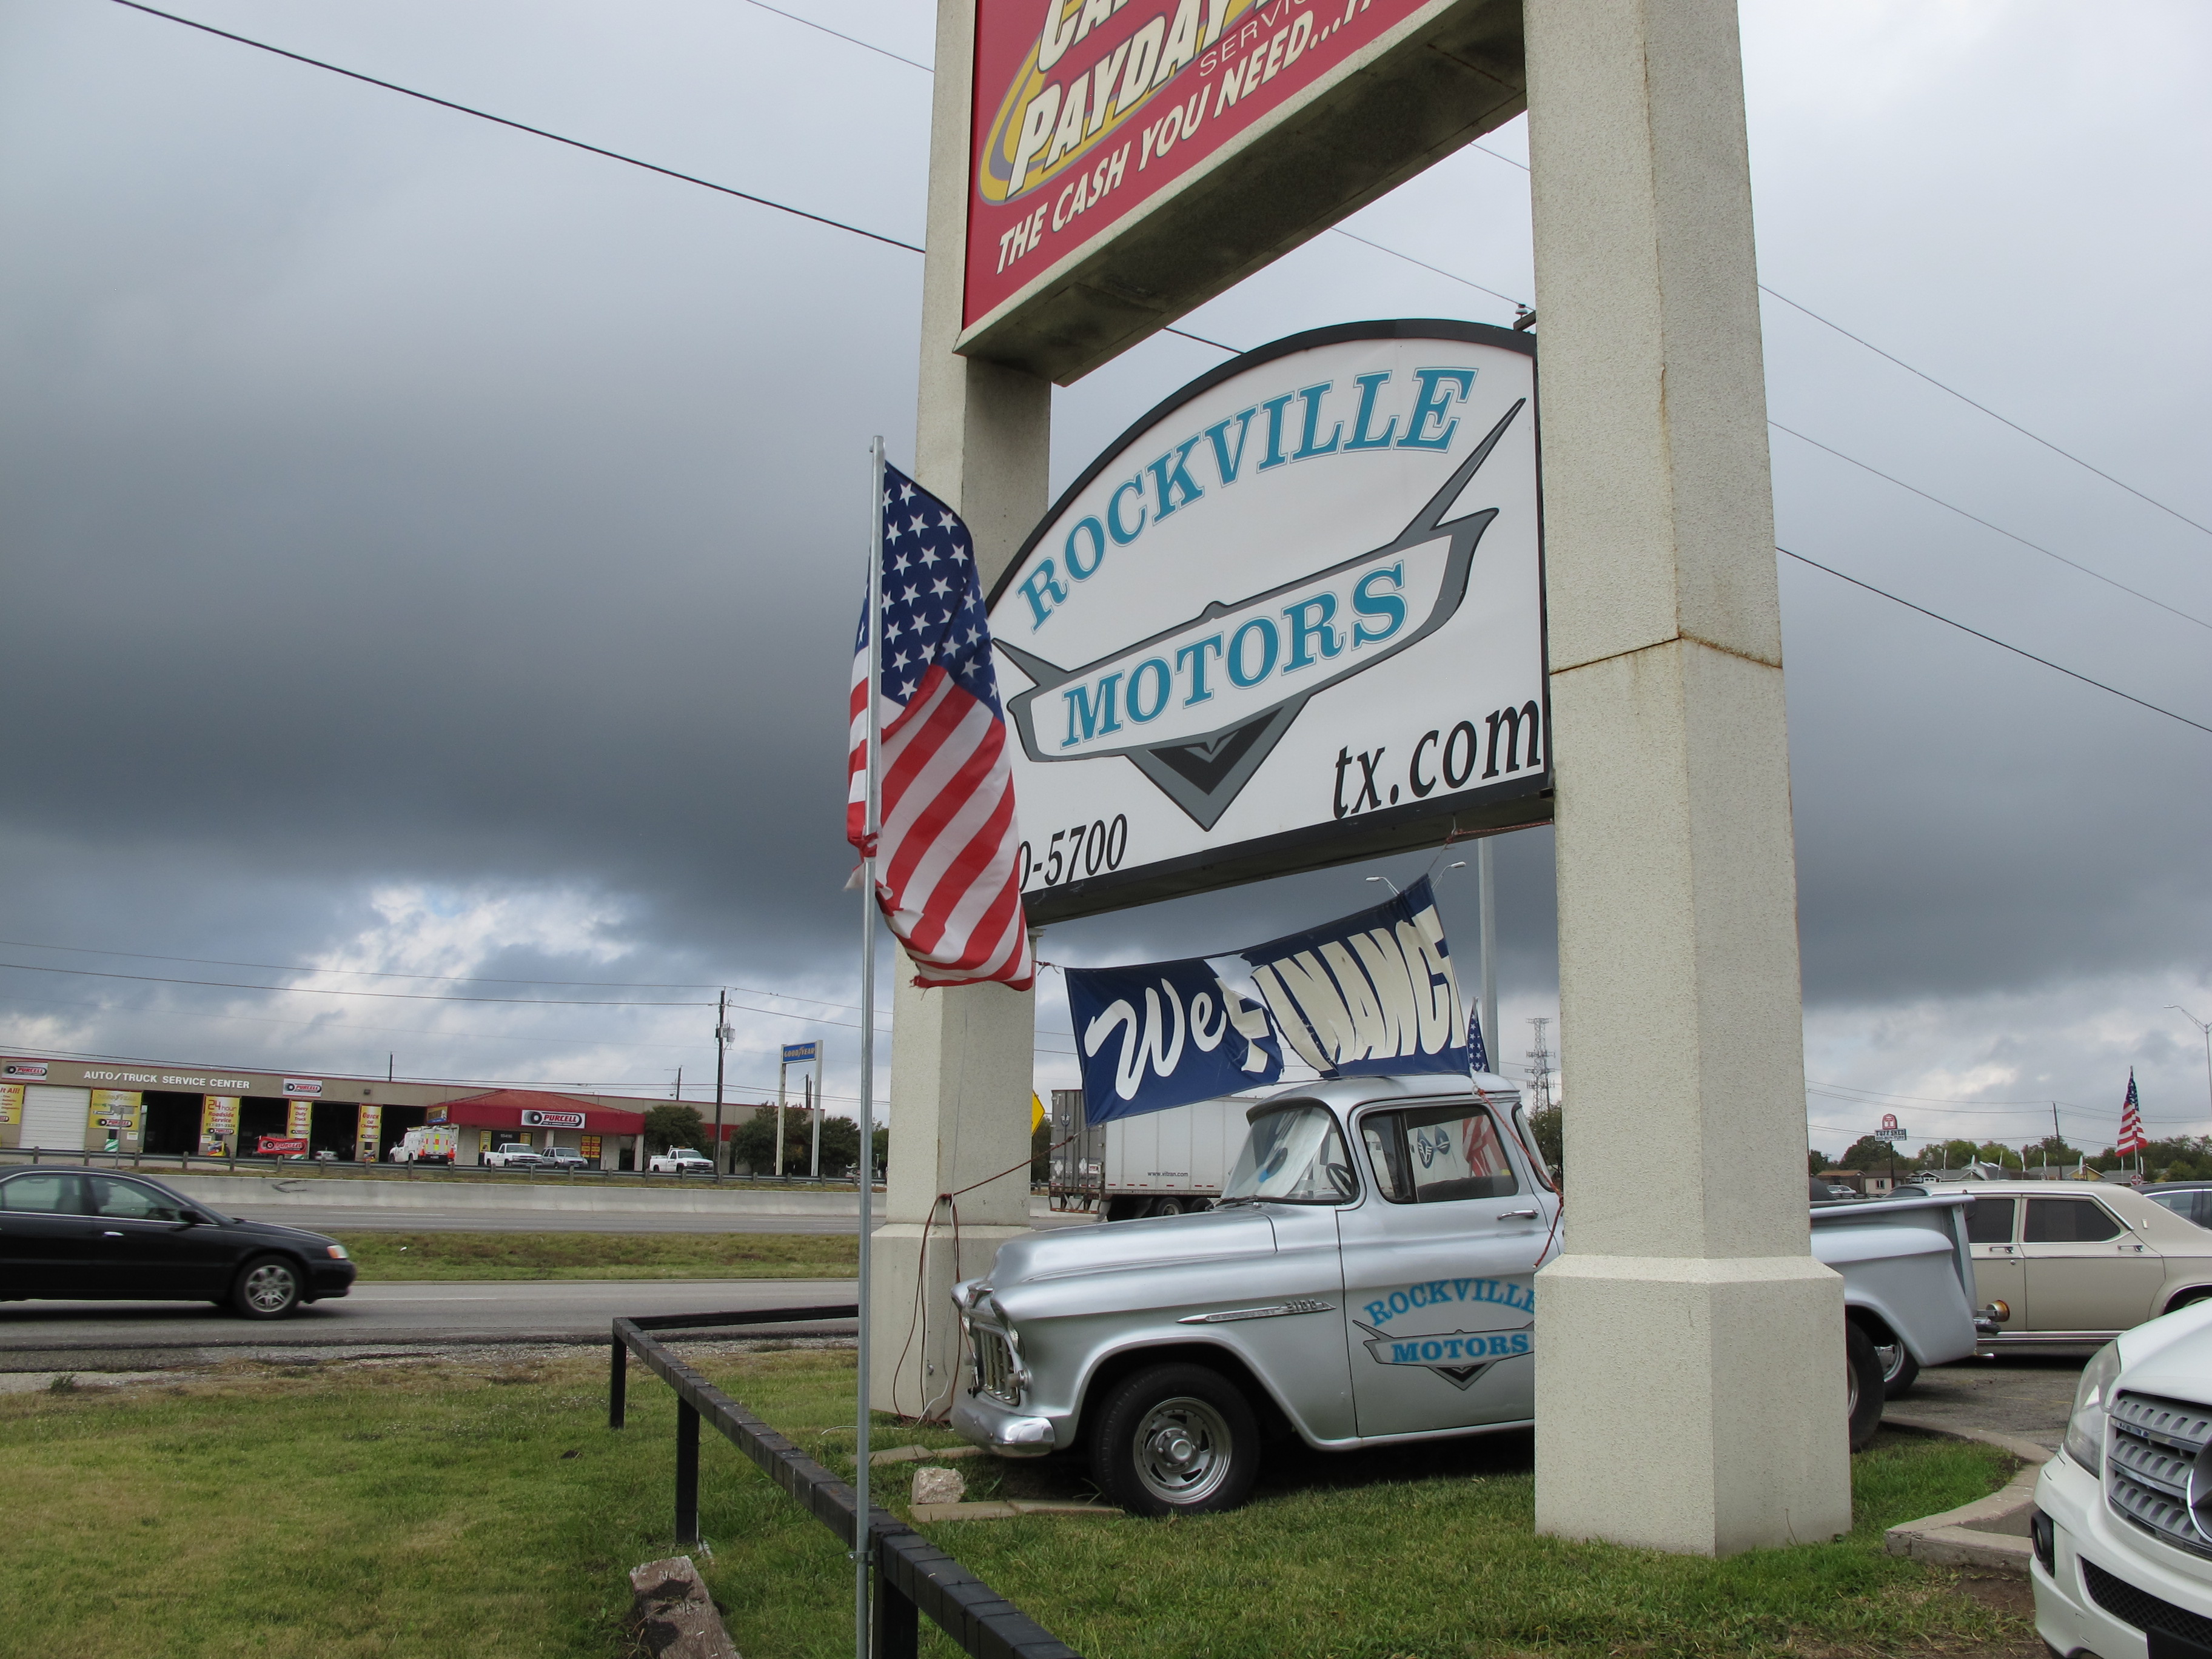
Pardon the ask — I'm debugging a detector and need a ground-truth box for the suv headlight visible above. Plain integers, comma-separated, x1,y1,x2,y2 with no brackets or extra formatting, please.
2063,1341,2122,1475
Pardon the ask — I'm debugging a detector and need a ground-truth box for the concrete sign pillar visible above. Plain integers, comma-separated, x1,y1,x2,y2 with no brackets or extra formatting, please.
871,0,1050,1418
1524,0,1852,1552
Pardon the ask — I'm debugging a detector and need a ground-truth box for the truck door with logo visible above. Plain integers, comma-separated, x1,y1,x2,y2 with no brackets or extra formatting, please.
1336,1098,1548,1439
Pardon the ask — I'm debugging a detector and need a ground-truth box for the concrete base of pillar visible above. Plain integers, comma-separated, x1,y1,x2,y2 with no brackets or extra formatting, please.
866,1221,1030,1420
1533,1253,1852,1556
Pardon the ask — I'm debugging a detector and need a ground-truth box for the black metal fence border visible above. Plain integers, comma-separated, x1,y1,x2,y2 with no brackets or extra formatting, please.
609,1306,1081,1659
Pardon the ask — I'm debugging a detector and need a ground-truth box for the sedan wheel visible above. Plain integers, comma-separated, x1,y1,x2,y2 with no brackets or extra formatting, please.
232,1256,302,1319
1090,1363,1259,1516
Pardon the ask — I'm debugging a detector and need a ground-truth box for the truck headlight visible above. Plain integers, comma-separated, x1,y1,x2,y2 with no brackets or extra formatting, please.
325,1244,349,1261
2063,1341,2122,1475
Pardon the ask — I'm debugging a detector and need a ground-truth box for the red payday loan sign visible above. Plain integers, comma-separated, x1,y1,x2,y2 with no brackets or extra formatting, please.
967,0,1429,329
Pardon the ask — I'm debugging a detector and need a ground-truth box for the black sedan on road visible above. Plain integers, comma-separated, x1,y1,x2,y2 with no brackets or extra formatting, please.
0,1168,355,1317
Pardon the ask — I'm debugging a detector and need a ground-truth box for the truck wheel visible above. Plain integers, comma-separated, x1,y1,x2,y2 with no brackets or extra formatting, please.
231,1256,303,1319
1877,1339,1919,1399
1845,1323,1885,1451
1090,1363,1260,1517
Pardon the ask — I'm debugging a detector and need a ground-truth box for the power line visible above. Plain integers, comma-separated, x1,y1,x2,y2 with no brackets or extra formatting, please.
1809,1081,2078,1107
0,936,711,991
1778,544,2212,737
1456,137,2212,540
1769,421,2212,634
1329,227,1527,311
0,936,1082,1046
107,0,926,255
0,958,714,1007
130,0,2209,548
1760,288,2212,540
106,2,2209,739
737,0,931,73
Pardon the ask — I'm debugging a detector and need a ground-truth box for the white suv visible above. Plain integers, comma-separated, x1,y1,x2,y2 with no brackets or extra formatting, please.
2033,1298,2212,1659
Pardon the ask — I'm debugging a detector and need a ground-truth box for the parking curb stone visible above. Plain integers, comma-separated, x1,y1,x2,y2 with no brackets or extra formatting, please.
1882,1414,2049,1571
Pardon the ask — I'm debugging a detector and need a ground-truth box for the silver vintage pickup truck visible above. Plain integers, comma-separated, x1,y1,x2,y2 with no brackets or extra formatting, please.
951,1074,1983,1515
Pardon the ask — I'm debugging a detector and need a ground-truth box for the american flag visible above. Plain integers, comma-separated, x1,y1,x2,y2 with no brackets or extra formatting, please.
846,461,1035,991
1467,1006,1490,1074
2118,1070,2146,1155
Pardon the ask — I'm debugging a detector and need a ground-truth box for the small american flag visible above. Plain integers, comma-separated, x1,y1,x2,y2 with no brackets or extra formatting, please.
847,461,1035,991
2118,1070,2146,1156
1467,1006,1490,1074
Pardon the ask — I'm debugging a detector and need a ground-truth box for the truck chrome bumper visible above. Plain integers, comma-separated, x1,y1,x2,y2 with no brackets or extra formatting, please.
948,1392,1058,1459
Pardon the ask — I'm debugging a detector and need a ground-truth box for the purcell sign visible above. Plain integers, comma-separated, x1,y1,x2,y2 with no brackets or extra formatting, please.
988,321,1549,923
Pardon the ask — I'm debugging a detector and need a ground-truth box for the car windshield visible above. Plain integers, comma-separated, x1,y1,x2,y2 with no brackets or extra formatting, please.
1221,1104,1357,1204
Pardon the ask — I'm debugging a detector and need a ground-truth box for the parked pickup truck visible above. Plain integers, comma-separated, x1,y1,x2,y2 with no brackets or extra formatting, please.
951,1076,1983,1516
483,1142,556,1170
648,1147,714,1175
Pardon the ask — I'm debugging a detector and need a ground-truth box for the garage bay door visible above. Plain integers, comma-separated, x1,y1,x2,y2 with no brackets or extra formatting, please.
21,1085,89,1151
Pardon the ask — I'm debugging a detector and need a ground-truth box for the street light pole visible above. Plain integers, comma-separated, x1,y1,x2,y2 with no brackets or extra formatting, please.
2171,1007,2212,1131
712,990,731,1179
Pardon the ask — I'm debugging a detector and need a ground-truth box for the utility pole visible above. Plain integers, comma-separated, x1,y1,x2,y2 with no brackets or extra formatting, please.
673,1067,682,1101
2171,1007,2212,1130
712,991,731,1179
775,1050,788,1180
1478,839,1498,1073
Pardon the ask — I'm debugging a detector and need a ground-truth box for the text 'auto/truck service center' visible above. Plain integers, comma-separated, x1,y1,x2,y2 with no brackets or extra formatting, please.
0,1054,685,1170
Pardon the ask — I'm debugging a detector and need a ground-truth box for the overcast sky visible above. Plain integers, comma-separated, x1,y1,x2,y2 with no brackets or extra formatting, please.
2,0,2207,1159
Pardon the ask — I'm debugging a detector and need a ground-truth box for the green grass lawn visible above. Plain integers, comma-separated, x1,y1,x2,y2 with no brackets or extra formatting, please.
0,1348,2031,1659
334,1230,857,1281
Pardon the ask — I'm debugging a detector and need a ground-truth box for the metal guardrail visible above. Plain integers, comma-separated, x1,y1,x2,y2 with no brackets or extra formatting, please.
609,1306,1080,1659
0,1145,895,1190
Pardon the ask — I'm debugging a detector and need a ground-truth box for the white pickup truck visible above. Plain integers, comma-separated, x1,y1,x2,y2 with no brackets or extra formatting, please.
482,1141,556,1170
648,1147,714,1175
953,1075,1983,1515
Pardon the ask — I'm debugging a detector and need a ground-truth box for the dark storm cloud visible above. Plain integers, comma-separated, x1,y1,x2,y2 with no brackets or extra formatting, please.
0,0,2206,1129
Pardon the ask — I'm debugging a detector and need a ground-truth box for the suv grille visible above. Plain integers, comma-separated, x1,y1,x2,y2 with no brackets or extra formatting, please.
2106,1391,2212,1560
2082,1561,2212,1647
971,1326,1019,1406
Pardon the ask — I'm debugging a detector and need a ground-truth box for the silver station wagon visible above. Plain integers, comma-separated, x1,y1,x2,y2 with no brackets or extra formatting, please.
952,1076,1980,1515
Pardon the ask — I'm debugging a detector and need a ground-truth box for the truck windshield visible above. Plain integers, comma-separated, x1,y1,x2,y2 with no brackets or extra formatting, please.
1222,1104,1356,1204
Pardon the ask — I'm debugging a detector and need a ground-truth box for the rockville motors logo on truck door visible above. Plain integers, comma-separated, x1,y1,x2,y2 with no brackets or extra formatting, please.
1353,1276,1534,1390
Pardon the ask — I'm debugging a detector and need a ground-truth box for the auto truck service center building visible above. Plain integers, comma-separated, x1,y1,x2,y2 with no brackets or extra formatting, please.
0,1054,737,1171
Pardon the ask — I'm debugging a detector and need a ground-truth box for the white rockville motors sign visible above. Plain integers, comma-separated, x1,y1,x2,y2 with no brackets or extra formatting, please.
987,320,1548,922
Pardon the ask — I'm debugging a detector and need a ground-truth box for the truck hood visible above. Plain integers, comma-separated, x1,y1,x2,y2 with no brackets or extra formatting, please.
990,1205,1278,1289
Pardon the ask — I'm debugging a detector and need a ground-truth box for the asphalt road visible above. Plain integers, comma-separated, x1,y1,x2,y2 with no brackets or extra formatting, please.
203,1200,1098,1235
0,1278,858,1370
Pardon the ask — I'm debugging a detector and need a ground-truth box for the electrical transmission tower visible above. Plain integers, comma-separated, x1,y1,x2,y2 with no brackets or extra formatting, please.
1526,1016,1555,1112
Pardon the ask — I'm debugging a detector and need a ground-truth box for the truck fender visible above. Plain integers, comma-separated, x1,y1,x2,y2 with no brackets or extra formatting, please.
1073,1339,1302,1449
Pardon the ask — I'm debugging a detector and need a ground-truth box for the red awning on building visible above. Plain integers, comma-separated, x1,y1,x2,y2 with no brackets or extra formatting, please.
430,1089,645,1134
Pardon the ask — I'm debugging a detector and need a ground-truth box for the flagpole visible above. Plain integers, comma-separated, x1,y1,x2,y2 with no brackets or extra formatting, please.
854,435,885,1659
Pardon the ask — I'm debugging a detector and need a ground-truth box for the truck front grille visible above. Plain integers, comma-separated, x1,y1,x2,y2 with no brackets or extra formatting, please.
971,1326,1019,1406
2105,1390,2212,1560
